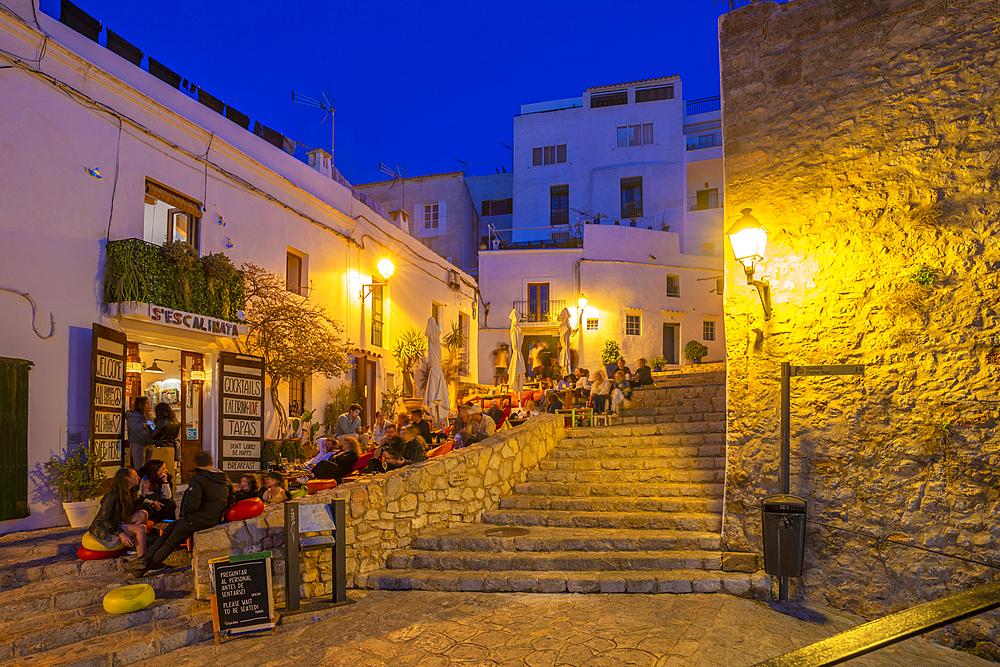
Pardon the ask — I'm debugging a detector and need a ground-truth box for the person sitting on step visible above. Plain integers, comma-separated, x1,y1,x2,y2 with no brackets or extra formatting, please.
574,368,592,401
588,371,612,414
632,358,654,388
611,370,631,414
261,471,289,504
307,437,336,468
233,473,262,502
123,451,233,577
397,425,428,464
89,467,148,558
365,441,406,474
138,459,176,522
312,436,361,484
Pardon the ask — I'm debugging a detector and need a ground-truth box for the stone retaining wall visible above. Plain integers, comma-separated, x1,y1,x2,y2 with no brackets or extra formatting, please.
719,0,1000,657
190,415,564,603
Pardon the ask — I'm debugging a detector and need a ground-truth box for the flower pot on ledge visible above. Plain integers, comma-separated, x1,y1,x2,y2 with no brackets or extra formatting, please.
63,499,101,528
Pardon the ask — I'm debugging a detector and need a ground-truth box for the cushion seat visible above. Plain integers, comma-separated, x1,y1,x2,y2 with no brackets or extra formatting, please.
224,497,265,522
77,545,125,560
103,584,155,614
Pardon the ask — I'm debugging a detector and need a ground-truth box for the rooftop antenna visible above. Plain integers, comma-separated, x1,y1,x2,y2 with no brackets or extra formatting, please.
378,161,407,208
452,157,502,176
500,141,513,170
292,88,335,167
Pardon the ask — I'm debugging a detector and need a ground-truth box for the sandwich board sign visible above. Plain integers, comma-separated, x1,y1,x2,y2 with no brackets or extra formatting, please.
208,551,277,643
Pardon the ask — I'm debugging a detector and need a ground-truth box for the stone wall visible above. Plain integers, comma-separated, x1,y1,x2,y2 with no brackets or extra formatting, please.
191,416,564,604
719,0,1000,656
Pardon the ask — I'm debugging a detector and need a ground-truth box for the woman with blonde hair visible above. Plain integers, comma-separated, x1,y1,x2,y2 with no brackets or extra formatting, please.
589,370,611,414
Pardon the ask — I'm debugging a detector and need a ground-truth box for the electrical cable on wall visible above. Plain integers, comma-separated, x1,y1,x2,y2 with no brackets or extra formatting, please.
0,287,55,339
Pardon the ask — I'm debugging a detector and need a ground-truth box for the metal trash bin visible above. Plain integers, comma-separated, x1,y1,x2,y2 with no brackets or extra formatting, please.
761,494,807,577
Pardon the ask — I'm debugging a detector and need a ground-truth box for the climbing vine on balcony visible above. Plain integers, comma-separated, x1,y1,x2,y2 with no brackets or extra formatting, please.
102,239,245,321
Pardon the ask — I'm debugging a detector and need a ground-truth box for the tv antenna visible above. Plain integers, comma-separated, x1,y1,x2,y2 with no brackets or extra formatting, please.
292,89,335,166
500,141,513,170
378,162,407,208
452,157,501,176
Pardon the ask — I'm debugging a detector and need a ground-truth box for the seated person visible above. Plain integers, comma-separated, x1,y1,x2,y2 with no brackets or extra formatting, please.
124,451,233,577
410,409,433,443
546,392,564,414
371,411,389,444
524,400,541,417
398,426,428,464
611,370,631,414
90,467,148,557
233,473,262,502
463,405,497,442
312,436,361,483
615,357,632,384
138,459,176,522
589,371,611,414
261,471,289,504
557,375,573,391
365,441,406,474
395,411,411,432
574,368,592,399
488,400,504,425
632,358,654,388
307,437,336,468
378,423,398,446
335,403,370,450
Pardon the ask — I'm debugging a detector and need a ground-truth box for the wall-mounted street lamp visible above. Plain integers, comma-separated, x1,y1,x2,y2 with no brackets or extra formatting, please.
726,208,772,320
576,294,589,329
360,258,395,300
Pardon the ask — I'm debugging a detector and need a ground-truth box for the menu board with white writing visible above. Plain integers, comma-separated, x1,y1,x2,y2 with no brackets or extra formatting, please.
218,352,265,475
90,324,127,470
209,552,276,643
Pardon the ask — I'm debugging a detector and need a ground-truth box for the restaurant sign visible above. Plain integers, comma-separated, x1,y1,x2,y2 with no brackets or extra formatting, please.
119,303,247,338
89,324,127,468
218,352,265,474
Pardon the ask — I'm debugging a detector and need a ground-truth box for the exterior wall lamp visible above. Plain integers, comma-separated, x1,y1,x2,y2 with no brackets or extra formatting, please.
189,356,206,385
360,258,395,300
726,208,772,320
125,342,143,378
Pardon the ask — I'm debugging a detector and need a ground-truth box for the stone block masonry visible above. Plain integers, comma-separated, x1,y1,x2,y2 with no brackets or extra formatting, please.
190,416,564,604
719,0,1000,657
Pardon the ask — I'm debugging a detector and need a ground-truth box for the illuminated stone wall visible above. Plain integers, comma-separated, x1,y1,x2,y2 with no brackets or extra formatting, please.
719,0,1000,655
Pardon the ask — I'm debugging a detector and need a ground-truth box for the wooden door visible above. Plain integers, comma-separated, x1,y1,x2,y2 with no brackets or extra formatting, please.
353,356,376,427
663,324,679,365
0,357,32,520
90,323,127,474
180,351,204,482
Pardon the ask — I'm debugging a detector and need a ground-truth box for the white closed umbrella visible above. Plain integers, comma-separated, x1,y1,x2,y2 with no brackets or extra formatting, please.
424,316,450,426
558,307,572,373
508,309,525,405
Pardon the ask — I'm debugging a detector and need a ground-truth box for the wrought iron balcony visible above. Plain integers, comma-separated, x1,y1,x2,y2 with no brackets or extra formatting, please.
512,299,566,324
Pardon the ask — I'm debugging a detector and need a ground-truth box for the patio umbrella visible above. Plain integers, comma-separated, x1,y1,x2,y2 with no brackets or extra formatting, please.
423,316,450,426
558,307,572,373
508,309,525,404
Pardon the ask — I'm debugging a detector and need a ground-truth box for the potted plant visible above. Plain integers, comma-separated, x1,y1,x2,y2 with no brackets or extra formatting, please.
601,339,622,380
684,340,709,364
650,355,667,372
392,327,428,399
43,444,106,528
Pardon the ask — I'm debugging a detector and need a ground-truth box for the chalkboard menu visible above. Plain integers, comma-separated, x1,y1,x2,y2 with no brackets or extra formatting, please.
209,551,276,643
89,323,127,471
218,351,265,474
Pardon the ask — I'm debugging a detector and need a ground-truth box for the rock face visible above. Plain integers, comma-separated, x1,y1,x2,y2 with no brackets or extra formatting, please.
719,0,1000,655
191,416,564,604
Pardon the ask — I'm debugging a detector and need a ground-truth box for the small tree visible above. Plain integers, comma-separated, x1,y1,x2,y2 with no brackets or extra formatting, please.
441,321,468,381
684,340,709,362
43,445,105,503
392,327,428,397
237,263,352,437
601,339,622,365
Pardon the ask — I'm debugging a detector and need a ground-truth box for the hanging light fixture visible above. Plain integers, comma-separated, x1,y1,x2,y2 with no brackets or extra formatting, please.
189,357,206,385
144,359,167,374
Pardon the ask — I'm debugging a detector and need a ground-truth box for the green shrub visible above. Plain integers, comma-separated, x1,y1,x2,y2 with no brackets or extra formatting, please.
600,340,622,365
43,445,105,503
649,355,667,369
909,265,935,286
684,340,709,361
324,384,362,434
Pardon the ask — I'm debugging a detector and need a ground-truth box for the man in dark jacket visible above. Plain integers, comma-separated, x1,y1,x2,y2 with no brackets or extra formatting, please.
124,450,234,577
410,409,433,443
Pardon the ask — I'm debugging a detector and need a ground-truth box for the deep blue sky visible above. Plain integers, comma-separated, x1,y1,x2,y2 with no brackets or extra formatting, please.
56,0,731,184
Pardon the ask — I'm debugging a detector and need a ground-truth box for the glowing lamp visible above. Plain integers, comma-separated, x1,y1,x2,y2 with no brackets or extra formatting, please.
189,357,206,385
377,258,395,281
726,208,771,320
577,294,588,310
125,343,143,378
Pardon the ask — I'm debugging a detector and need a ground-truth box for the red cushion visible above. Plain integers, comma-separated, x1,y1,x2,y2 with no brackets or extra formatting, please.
353,451,374,473
428,443,453,457
224,497,266,522
306,479,338,494
78,545,125,560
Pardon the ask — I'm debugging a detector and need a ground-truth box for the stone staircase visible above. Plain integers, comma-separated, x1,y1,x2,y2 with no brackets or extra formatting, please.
0,525,212,666
361,369,770,597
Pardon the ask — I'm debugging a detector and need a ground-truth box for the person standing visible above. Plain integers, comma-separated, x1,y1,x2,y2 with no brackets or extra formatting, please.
539,341,554,379
125,396,154,469
123,451,233,577
528,342,540,379
493,344,510,386
150,402,181,464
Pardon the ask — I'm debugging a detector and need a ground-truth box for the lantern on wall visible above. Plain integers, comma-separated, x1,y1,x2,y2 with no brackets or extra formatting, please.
726,208,772,320
189,357,206,385
125,343,143,378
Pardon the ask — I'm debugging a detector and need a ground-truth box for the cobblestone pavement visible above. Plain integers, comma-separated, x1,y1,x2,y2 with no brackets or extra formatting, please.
139,590,991,667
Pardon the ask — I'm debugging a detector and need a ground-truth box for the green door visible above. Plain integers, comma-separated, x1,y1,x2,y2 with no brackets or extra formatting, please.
0,357,32,521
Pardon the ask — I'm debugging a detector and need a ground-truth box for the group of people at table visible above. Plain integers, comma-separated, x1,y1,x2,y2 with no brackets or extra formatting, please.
509,357,655,416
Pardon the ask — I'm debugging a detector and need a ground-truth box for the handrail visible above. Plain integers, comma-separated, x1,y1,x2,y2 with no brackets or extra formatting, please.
752,579,1000,666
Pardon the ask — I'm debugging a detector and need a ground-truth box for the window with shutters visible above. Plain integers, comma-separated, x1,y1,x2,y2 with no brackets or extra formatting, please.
550,185,569,226
635,85,674,103
288,378,306,418
143,180,202,252
415,201,446,237
532,144,567,166
620,177,643,219
616,123,653,147
591,90,628,108
424,203,438,230
481,199,513,216
370,284,384,348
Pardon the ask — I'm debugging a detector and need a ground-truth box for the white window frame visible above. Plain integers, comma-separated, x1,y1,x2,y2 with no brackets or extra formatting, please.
666,274,680,298
703,320,716,341
413,201,447,237
586,318,599,331
616,123,654,148
625,314,641,336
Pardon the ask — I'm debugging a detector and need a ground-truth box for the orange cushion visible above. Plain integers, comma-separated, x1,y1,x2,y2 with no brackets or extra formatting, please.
353,451,374,473
306,479,338,494
224,497,265,522
428,443,453,457
78,545,125,560
532,390,544,401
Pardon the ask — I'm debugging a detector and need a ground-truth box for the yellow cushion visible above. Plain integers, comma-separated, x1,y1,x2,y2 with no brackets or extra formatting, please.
103,584,155,614
83,531,121,552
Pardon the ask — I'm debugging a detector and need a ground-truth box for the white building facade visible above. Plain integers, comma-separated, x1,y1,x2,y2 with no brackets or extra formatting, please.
0,0,478,533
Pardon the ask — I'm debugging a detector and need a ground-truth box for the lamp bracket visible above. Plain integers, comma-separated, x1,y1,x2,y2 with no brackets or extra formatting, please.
752,279,772,321
359,282,384,301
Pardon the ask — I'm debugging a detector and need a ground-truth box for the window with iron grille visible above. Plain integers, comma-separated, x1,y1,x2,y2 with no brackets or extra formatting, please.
626,314,641,336
550,185,569,226
481,199,513,216
666,275,680,298
288,377,306,418
620,177,643,219
586,318,599,331
617,123,653,147
703,320,716,341
635,85,674,103
371,284,384,347
591,90,628,108
532,144,567,166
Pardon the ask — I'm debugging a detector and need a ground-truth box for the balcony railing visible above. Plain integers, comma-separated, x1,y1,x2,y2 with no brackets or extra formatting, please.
512,299,566,324
586,215,663,230
102,238,245,321
688,192,724,211
686,96,721,116
686,131,723,151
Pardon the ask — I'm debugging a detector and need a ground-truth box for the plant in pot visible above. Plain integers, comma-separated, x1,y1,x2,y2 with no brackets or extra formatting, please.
684,340,709,365
649,355,667,372
601,339,622,380
392,327,428,404
43,444,106,528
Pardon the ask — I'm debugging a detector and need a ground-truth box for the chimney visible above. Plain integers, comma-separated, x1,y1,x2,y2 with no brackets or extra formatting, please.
306,148,333,179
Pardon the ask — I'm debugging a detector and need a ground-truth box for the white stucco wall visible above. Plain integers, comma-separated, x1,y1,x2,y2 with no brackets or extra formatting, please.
0,2,477,534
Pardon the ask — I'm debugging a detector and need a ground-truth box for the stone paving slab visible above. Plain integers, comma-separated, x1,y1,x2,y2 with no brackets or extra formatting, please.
483,509,724,531
133,590,992,667
387,548,724,572
412,525,723,552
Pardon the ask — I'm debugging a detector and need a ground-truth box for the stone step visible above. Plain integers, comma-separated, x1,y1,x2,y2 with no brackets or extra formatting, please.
359,568,767,597
550,444,724,459
499,495,724,514
411,525,722,552
482,508,723,532
629,395,725,410
0,567,193,623
614,414,726,426
526,467,725,484
513,481,725,499
615,409,727,423
541,454,726,472
562,423,725,439
0,609,214,667
0,527,84,564
0,594,204,661
649,369,725,385
1,550,192,591
556,433,724,448
388,548,726,572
